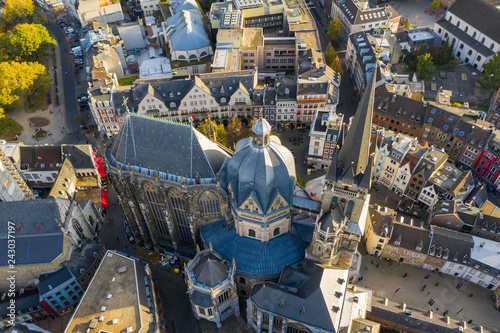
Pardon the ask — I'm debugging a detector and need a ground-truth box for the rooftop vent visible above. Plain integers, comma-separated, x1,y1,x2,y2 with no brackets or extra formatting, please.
99,316,105,322
101,306,107,312
118,266,128,274
127,327,133,333
107,294,113,299
112,319,118,324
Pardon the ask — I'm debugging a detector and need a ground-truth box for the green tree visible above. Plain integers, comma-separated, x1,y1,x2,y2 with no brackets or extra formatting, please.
3,24,56,61
215,123,228,147
0,61,52,110
327,18,342,43
324,44,343,76
434,39,453,66
196,119,228,146
227,115,242,148
0,0,35,28
416,53,437,80
431,0,440,10
478,52,500,91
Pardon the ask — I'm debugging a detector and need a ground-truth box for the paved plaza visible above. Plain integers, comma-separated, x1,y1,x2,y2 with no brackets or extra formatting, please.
388,0,438,29
355,251,500,331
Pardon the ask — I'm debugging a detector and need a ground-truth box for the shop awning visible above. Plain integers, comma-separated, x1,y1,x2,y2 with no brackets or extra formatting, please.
101,190,108,208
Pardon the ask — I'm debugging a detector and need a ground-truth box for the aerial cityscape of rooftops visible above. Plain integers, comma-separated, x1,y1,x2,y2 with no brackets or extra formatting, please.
2,0,500,331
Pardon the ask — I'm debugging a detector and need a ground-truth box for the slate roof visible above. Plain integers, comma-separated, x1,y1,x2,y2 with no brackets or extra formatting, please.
427,226,473,262
0,291,41,317
374,84,427,128
62,145,95,169
327,62,376,185
129,70,256,109
110,114,229,181
190,290,213,308
463,183,488,207
435,20,495,57
297,82,329,96
166,10,211,52
448,0,500,44
369,206,394,237
192,253,230,288
249,260,348,332
221,118,295,212
349,32,376,80
202,220,313,278
0,199,65,266
19,146,62,171
67,243,106,279
39,267,75,297
389,222,431,253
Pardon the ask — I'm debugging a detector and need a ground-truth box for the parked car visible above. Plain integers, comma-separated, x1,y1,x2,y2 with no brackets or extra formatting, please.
80,101,89,109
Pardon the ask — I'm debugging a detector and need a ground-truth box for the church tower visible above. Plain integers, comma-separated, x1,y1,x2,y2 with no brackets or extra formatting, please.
307,65,378,269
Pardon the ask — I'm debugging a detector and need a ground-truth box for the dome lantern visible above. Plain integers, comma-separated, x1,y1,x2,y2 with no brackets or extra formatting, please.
252,117,272,147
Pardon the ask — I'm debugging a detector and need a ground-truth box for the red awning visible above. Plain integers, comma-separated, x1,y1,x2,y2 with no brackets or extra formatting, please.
101,190,108,208
94,157,106,177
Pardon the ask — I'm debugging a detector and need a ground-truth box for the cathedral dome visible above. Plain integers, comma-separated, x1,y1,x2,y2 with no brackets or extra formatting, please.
221,118,296,213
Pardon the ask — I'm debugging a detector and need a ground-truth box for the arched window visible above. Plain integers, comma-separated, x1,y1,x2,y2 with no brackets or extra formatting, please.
456,21,460,28
189,54,198,59
273,227,280,236
438,28,442,34
468,50,472,56
170,102,175,108
444,32,448,38
464,26,468,33
452,38,456,45
473,32,476,38
72,219,84,239
239,277,246,284
477,55,482,61
459,44,464,49
200,51,208,58
248,229,256,237
481,37,485,44
178,55,186,60
491,43,495,50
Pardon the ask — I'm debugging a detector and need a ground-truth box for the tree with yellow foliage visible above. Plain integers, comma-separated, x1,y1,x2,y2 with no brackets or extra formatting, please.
2,24,56,61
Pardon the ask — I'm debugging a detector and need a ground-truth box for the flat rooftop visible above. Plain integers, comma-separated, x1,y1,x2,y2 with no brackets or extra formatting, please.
65,251,154,333
241,28,263,50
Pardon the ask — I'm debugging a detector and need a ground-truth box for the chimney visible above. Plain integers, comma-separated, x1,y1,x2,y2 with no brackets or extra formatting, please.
147,23,154,37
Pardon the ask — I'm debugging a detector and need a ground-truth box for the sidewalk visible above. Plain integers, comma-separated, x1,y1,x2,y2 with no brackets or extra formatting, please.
355,252,500,330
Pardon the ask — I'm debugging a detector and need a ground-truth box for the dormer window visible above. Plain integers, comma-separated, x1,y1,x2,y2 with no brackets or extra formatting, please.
169,92,174,98
429,245,436,256
220,97,226,103
443,249,449,260
170,102,176,108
